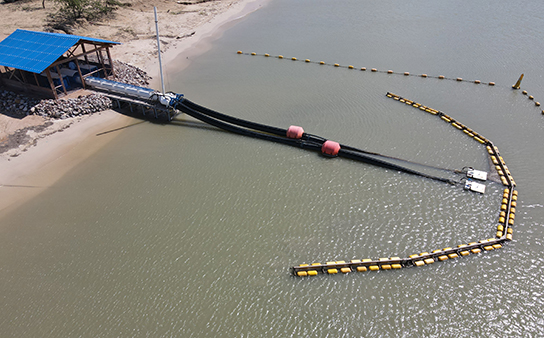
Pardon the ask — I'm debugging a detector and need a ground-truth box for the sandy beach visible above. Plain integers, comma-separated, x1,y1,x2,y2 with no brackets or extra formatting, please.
0,0,268,214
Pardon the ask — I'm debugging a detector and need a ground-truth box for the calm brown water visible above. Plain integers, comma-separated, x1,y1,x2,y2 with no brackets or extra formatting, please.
1,0,544,337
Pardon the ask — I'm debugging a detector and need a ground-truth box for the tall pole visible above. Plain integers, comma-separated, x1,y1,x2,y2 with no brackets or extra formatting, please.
154,6,166,95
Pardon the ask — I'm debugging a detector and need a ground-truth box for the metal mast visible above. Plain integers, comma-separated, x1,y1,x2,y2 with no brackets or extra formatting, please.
154,6,166,95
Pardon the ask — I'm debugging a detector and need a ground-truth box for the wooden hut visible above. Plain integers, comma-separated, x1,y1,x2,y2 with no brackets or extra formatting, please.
0,29,120,99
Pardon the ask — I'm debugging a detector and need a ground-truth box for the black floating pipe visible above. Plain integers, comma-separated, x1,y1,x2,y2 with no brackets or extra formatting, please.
176,101,456,185
338,142,459,174
338,149,457,185
184,99,458,174
176,102,322,151
182,99,288,137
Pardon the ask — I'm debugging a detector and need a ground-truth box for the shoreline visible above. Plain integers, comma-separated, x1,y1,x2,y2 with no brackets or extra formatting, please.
0,0,268,215
0,110,131,214
146,0,268,89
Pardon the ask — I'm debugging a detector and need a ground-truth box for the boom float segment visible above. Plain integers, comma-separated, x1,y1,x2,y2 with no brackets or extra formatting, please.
292,93,518,277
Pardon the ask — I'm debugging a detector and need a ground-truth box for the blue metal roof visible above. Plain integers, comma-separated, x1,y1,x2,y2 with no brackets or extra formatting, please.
0,29,120,74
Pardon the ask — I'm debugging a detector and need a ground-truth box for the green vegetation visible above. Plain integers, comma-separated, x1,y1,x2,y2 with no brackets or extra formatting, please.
52,0,124,20
47,0,131,33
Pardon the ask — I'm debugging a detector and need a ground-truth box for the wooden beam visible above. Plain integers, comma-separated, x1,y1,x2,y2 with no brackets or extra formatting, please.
49,44,111,69
98,49,106,77
106,47,116,78
74,58,85,89
65,45,76,58
8,68,23,82
20,70,27,84
81,68,103,79
55,65,67,95
45,68,58,100
0,78,57,98
81,43,89,64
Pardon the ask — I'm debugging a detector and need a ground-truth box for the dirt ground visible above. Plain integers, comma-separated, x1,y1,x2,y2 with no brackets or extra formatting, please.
0,0,249,155
0,0,243,68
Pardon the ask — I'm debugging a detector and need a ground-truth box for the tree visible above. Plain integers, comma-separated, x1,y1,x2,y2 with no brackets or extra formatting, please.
53,0,89,19
47,0,124,33
52,0,123,20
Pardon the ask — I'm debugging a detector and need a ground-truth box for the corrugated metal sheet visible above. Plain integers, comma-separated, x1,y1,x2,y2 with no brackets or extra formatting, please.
0,29,120,74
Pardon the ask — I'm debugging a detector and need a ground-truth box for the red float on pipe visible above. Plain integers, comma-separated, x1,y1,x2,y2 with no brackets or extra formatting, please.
321,140,341,156
286,125,304,139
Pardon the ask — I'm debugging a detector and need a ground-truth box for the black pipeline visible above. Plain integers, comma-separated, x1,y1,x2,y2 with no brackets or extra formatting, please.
174,98,457,185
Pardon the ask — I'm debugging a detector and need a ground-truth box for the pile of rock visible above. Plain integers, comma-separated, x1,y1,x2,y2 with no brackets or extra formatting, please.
30,94,112,119
0,60,151,119
0,90,41,117
110,60,151,87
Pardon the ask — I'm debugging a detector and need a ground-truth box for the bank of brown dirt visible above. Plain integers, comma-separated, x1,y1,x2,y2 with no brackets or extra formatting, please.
0,0,247,69
0,0,255,155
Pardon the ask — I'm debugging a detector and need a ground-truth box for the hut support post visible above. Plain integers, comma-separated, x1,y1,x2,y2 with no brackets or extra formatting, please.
97,48,106,78
81,44,89,64
20,70,27,84
74,58,85,89
45,68,58,99
106,47,115,78
55,65,67,95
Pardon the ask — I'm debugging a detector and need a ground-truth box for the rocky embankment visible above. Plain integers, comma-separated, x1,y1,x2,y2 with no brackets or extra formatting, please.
0,61,151,120
0,61,151,156
31,94,113,119
0,91,41,118
111,60,151,87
